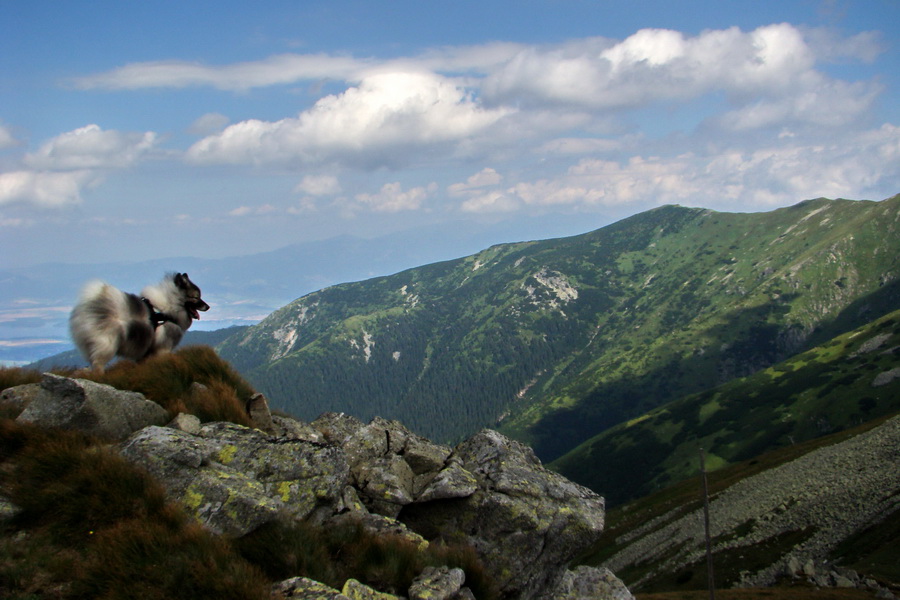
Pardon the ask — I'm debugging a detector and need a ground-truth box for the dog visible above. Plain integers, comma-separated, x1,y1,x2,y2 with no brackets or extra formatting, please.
69,272,210,371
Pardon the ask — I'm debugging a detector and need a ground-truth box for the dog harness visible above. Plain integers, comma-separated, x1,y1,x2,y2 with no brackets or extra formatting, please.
141,297,177,329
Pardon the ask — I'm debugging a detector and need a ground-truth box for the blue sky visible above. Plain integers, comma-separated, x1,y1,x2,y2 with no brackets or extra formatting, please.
1,0,899,271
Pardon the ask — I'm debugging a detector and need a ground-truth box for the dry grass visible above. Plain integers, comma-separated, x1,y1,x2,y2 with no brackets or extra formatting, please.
1,345,256,427
0,419,269,599
1,348,497,599
235,517,498,599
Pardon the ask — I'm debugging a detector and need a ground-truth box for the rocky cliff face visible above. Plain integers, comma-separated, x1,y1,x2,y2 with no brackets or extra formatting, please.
7,373,628,600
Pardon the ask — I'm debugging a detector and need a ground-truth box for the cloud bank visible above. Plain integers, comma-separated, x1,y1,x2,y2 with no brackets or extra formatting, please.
3,23,895,217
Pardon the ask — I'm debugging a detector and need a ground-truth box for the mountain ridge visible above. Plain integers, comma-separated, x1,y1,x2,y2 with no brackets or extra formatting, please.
216,195,900,462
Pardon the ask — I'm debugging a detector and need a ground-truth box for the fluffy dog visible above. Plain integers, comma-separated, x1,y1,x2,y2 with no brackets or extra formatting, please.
69,272,210,371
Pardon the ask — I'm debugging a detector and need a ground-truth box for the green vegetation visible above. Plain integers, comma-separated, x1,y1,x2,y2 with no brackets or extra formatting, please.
216,195,900,466
550,309,900,505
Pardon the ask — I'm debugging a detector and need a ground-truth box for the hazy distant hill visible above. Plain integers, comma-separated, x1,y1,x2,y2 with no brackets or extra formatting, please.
217,195,900,459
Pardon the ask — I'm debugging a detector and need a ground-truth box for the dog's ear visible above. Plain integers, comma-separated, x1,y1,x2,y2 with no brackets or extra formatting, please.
174,273,187,288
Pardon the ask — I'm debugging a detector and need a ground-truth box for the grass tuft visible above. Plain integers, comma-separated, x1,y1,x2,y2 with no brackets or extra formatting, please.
0,418,269,600
235,517,499,599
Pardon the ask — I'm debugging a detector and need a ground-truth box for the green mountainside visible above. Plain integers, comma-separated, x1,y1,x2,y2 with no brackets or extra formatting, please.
218,195,900,462
551,308,900,506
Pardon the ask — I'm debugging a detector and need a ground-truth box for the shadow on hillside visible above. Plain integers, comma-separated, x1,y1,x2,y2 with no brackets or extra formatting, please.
528,279,900,469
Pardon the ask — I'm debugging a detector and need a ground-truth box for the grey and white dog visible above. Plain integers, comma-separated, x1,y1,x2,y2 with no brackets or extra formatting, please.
69,272,210,371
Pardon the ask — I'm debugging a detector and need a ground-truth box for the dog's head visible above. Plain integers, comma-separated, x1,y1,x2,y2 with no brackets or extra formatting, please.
174,272,210,320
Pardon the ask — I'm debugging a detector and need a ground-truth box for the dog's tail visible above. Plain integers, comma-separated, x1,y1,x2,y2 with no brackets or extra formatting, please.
70,280,129,371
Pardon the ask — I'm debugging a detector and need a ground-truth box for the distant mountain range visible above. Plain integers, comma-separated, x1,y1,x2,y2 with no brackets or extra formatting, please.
213,195,900,478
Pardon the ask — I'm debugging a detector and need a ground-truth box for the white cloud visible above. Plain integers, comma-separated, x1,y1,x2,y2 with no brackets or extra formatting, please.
460,190,521,213
353,181,436,213
0,125,157,208
0,169,96,208
448,167,503,196
294,174,341,196
24,124,157,170
456,123,900,214
229,203,278,217
187,71,512,168
479,23,879,133
72,53,370,91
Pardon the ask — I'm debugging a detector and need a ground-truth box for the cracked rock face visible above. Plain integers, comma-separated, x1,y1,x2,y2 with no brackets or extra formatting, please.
400,429,605,600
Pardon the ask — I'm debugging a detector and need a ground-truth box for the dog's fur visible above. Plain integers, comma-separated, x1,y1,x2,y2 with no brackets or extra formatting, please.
69,272,210,371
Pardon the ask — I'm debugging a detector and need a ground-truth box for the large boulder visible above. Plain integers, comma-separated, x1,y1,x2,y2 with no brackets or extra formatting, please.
16,373,168,440
120,422,350,536
399,429,605,600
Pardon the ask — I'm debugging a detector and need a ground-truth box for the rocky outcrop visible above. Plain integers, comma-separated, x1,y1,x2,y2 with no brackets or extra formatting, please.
400,429,606,600
119,422,349,536
5,375,615,600
16,373,168,439
602,414,900,596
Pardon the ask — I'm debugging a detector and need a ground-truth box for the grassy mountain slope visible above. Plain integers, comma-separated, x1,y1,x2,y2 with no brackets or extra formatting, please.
551,308,900,506
578,411,900,594
218,195,900,455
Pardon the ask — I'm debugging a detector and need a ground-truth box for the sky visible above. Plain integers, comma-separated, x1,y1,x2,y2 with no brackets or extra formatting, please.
1,0,899,271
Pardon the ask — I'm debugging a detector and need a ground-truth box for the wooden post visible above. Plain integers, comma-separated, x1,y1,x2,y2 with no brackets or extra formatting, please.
700,448,715,600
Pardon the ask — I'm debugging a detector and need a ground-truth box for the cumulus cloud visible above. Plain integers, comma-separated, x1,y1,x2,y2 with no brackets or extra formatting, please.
0,170,96,208
24,124,157,170
455,123,900,214
448,167,503,196
0,125,157,208
480,23,880,132
294,174,342,196
352,181,436,212
460,190,521,213
186,71,512,168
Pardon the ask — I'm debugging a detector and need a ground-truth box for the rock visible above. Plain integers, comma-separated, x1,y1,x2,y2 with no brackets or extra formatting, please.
344,418,451,517
0,495,18,520
415,459,479,503
552,566,635,600
17,373,168,440
872,367,900,387
0,382,41,412
341,578,402,600
168,412,201,434
409,566,465,600
271,576,349,599
271,414,325,443
312,412,366,445
328,511,428,550
400,429,605,600
120,423,349,536
246,392,277,434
